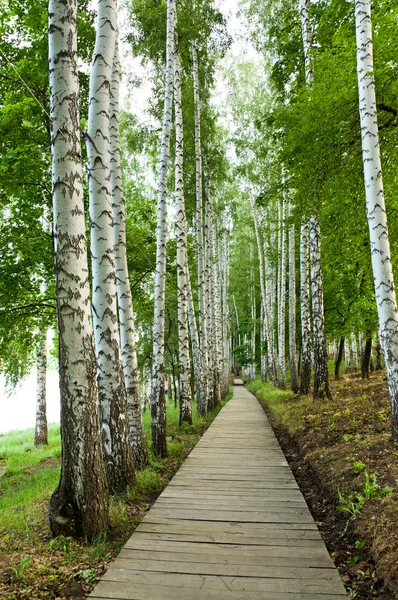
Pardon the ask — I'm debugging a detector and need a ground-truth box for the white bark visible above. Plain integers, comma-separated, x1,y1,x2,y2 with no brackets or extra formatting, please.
299,0,329,400
299,218,312,394
87,0,134,491
351,333,358,370
48,0,108,540
264,216,278,384
249,187,268,381
344,338,351,373
174,46,192,425
150,0,176,455
34,332,48,446
207,186,221,404
212,216,223,400
192,42,209,416
185,256,201,406
299,0,313,84
204,168,215,408
110,36,148,470
310,217,331,399
355,0,398,437
222,234,231,392
278,196,287,388
288,203,299,393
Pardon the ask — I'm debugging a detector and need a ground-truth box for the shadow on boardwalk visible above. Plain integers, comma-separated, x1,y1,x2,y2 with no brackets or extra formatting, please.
90,385,347,600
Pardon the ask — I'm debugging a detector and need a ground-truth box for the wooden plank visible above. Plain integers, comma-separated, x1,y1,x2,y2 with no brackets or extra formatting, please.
109,557,339,580
146,507,315,523
123,530,327,547
118,548,335,568
137,517,320,533
124,535,332,559
93,573,346,596
154,501,308,512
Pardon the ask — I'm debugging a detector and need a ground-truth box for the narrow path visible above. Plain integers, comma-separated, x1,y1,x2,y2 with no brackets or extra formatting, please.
90,384,347,599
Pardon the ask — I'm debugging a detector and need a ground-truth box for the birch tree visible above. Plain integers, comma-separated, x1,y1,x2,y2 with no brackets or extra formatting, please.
288,202,299,393
150,0,176,455
278,194,287,388
204,169,215,407
299,0,331,399
110,36,148,469
174,41,192,425
185,256,201,406
206,178,221,405
300,218,312,394
310,217,331,398
355,0,398,438
192,42,209,416
87,0,135,492
34,333,47,446
48,0,108,540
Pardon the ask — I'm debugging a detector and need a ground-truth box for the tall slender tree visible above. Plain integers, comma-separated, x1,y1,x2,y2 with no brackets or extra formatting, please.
150,0,176,456
110,35,148,469
300,218,312,394
299,0,330,399
34,332,48,446
48,0,108,540
288,202,299,393
355,0,398,438
310,217,331,399
174,38,192,425
278,193,287,388
192,42,209,416
86,0,135,492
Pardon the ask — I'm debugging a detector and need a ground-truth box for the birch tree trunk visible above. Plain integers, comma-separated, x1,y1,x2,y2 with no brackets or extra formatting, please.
48,0,108,540
310,217,331,399
204,168,215,408
34,332,48,446
299,0,329,399
355,0,398,438
110,37,148,470
174,46,192,425
192,42,209,416
288,204,299,393
185,256,201,407
278,196,287,389
150,0,176,455
344,338,351,373
249,188,268,381
352,333,358,370
212,215,223,401
299,218,312,394
208,191,221,405
264,234,278,384
222,234,231,392
87,0,135,492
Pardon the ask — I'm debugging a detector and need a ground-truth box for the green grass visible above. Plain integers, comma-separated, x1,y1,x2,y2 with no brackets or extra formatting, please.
246,379,294,417
0,424,61,534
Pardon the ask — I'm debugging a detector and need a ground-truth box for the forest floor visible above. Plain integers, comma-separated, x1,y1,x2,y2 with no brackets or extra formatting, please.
0,391,232,600
247,370,398,600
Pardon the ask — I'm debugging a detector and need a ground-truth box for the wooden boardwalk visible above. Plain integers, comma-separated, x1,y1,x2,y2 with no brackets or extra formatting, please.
90,384,347,599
